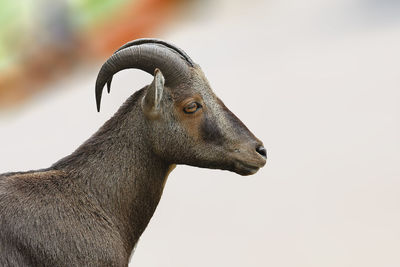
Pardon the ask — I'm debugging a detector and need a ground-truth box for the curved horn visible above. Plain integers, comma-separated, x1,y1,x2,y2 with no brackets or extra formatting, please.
95,39,193,112
114,38,195,67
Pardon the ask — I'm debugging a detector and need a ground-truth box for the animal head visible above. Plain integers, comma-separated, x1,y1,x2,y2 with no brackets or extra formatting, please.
96,39,266,175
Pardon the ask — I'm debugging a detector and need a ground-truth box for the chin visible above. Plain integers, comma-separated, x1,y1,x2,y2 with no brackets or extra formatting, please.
233,167,260,176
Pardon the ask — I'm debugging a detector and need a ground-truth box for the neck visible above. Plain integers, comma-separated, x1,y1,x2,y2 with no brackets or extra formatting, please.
52,89,172,252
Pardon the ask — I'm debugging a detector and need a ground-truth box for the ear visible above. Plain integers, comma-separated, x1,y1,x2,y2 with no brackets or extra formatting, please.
142,68,165,119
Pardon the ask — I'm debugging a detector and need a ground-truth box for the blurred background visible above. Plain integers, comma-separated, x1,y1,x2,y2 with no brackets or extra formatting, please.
0,0,399,266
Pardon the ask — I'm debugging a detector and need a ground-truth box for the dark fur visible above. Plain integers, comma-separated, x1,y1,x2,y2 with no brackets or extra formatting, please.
0,89,170,266
0,64,266,266
200,113,225,145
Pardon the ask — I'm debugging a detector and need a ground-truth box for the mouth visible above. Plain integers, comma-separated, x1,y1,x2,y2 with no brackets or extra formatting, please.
233,159,266,176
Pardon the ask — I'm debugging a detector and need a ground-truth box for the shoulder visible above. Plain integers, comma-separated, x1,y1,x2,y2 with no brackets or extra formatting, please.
0,169,128,266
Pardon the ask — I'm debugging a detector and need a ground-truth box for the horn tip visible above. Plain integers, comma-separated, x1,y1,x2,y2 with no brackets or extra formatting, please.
95,86,102,112
96,99,101,112
107,77,113,94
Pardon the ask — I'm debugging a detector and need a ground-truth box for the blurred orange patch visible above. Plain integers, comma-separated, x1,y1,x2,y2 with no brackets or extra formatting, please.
0,0,184,110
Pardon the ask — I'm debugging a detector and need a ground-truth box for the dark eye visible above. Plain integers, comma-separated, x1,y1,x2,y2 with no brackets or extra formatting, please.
183,102,202,114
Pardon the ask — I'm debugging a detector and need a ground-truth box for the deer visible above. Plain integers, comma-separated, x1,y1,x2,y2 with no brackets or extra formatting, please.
0,39,267,266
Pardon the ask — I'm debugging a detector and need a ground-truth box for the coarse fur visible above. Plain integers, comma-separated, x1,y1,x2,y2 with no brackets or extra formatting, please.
0,40,267,266
0,90,159,266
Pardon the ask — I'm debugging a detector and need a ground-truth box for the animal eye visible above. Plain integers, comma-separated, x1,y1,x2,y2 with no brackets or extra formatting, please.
183,102,202,114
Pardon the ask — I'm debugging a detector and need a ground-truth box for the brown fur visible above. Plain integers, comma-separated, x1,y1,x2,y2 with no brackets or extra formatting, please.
0,62,266,266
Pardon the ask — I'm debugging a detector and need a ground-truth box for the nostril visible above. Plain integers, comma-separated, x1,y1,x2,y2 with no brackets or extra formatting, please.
256,146,267,158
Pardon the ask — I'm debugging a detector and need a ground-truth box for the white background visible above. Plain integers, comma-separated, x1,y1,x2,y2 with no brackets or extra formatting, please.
1,1,399,266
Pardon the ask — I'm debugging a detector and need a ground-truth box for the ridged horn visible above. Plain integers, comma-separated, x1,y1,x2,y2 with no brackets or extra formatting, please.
95,39,194,112
114,38,194,67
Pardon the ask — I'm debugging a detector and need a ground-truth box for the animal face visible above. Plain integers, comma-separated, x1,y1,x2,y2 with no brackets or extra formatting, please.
142,67,267,176
95,39,267,175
